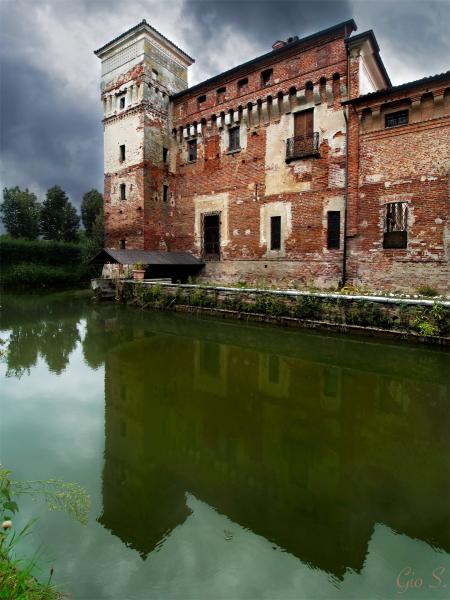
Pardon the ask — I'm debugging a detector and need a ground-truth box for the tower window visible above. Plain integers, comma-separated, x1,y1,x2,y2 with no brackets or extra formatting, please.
229,126,240,151
197,94,207,108
188,139,197,162
119,239,126,249
119,145,126,162
270,216,281,250
385,110,409,128
163,185,169,203
261,68,273,87
119,96,126,110
163,147,169,163
120,183,126,201
217,87,226,103
327,211,341,249
152,69,159,79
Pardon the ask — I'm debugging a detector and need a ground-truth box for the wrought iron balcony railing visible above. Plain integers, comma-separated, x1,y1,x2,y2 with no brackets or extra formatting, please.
286,132,320,162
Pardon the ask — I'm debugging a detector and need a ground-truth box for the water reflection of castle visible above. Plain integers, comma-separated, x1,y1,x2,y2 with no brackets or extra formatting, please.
98,315,449,576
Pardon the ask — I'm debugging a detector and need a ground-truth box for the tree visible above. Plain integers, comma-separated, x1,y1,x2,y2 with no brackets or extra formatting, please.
81,189,103,237
40,185,80,242
0,187,41,239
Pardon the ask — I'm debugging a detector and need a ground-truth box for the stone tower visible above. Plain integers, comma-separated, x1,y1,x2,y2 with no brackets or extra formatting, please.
95,20,194,250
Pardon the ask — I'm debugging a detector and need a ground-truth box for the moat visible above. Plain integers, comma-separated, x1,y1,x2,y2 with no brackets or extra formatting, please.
1,291,449,599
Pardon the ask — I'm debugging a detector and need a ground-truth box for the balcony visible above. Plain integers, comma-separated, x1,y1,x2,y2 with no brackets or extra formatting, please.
286,132,320,162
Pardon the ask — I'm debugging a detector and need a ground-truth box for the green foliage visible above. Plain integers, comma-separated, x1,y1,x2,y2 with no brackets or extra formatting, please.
1,187,41,239
40,186,80,242
0,465,90,599
416,285,439,297
1,263,91,288
133,262,148,270
0,236,81,267
413,303,450,336
81,189,103,237
294,296,323,320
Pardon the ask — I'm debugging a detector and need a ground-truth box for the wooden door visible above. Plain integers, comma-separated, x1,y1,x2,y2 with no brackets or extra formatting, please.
294,109,314,139
203,213,220,259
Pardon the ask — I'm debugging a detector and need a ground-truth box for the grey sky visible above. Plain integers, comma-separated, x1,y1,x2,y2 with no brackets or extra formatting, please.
0,0,449,211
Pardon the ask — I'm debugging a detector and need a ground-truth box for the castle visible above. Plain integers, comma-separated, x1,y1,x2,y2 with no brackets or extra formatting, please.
94,19,450,292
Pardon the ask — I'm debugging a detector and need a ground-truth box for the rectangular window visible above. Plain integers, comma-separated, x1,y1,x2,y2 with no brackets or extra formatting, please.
119,96,126,110
119,239,126,249
217,86,226,103
197,94,206,108
163,184,169,203
238,77,248,93
120,183,126,201
327,211,340,249
270,216,281,250
383,202,408,248
385,110,409,128
229,126,240,151
261,68,273,87
203,213,221,259
188,139,197,162
119,144,126,162
163,147,168,163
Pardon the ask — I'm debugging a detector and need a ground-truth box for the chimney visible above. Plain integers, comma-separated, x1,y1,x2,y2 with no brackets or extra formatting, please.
272,40,286,50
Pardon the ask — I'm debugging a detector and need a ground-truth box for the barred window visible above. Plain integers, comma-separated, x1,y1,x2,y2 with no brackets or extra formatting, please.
385,110,409,128
383,202,408,249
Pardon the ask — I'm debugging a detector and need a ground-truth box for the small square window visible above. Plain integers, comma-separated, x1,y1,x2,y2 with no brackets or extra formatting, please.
163,185,169,203
119,144,125,162
120,183,126,201
385,110,409,128
261,68,273,87
217,86,226,103
197,94,206,108
270,216,281,250
163,147,169,163
238,78,248,93
188,139,197,162
229,126,240,151
119,96,126,110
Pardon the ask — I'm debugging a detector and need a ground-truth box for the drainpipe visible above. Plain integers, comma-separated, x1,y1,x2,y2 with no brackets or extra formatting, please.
341,31,351,288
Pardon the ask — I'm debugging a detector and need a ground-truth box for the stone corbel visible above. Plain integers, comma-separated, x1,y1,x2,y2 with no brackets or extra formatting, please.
197,123,203,136
296,90,306,108
190,125,196,137
261,101,269,124
433,93,445,118
313,84,321,105
216,115,223,129
241,108,249,126
371,108,381,130
233,111,240,123
225,112,231,126
270,101,280,121
410,98,422,123
326,84,333,105
183,127,189,139
281,94,290,114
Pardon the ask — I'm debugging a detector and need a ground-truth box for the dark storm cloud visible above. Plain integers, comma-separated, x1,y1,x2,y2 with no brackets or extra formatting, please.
180,0,352,79
0,0,449,213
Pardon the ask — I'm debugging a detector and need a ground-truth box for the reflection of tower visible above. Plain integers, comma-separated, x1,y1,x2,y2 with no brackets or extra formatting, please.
98,322,450,571
95,21,194,250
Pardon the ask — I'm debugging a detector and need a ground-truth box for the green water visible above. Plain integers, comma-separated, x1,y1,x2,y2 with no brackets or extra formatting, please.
1,291,449,600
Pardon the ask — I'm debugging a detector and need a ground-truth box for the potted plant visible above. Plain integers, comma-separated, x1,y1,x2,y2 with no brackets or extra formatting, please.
132,262,147,281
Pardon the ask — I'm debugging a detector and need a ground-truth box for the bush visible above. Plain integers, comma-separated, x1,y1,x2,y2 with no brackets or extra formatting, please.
416,285,439,297
0,236,81,267
1,263,91,288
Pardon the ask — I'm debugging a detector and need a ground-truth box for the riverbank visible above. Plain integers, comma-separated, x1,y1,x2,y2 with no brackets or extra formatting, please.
106,279,450,345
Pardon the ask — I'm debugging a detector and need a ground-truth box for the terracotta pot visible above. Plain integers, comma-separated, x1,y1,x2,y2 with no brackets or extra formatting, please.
132,269,145,281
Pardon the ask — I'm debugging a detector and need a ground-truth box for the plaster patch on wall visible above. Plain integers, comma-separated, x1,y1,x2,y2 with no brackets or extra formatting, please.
260,201,292,256
194,192,230,250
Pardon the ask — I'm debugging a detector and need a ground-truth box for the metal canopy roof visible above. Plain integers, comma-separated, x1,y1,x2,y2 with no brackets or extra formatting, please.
90,248,204,266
